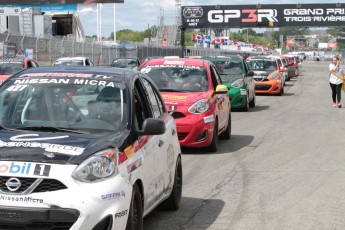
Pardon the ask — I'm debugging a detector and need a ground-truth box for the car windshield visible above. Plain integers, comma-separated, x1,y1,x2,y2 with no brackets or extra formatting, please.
213,60,243,83
140,66,208,92
111,59,137,68
54,60,84,66
0,62,24,74
0,75,128,132
247,60,277,72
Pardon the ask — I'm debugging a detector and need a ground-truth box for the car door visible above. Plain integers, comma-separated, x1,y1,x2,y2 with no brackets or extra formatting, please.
210,64,229,131
134,75,172,211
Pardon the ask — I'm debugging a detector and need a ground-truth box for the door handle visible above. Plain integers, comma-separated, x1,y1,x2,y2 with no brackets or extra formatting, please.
172,129,176,135
159,140,164,147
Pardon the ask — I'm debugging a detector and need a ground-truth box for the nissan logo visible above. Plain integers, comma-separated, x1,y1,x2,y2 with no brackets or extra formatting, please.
5,178,22,192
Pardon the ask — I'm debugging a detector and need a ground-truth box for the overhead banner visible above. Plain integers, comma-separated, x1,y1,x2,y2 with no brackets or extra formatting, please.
0,0,123,4
182,3,345,28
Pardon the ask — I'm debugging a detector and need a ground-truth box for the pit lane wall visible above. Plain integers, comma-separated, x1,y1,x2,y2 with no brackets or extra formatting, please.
0,33,264,65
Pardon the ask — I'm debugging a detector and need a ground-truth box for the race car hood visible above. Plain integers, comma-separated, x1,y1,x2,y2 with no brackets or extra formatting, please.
0,129,130,165
161,91,211,106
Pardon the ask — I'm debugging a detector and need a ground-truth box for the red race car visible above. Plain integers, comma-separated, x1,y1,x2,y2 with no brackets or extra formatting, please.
0,58,39,84
139,57,231,152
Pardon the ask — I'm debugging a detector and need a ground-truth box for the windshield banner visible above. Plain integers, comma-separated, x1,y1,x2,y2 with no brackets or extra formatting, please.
182,3,345,28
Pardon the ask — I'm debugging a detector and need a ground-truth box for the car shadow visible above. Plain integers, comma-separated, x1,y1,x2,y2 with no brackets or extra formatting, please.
144,197,225,230
181,134,254,155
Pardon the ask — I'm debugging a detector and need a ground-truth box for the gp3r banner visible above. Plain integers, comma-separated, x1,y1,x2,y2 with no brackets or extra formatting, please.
0,0,124,4
182,3,345,28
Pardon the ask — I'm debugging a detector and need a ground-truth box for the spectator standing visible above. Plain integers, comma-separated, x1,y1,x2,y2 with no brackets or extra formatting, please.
329,56,343,108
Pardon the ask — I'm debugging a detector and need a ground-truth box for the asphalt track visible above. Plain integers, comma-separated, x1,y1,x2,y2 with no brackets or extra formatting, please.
143,61,345,230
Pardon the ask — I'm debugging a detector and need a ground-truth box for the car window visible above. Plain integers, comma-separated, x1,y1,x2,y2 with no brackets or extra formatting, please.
210,65,221,89
0,77,128,132
140,77,165,118
140,65,208,92
134,79,151,130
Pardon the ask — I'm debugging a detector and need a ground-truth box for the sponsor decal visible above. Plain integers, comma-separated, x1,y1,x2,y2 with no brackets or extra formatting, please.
0,195,44,204
0,162,51,176
240,90,247,95
162,95,187,101
203,115,214,124
101,190,126,201
11,134,69,141
168,105,177,111
0,211,23,220
13,78,117,87
115,209,128,219
127,159,142,173
0,134,85,155
124,145,135,159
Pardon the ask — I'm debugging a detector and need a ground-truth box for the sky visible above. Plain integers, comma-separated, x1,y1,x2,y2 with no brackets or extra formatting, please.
77,0,344,37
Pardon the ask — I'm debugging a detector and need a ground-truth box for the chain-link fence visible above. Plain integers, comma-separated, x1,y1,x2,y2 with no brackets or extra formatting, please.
1,33,266,66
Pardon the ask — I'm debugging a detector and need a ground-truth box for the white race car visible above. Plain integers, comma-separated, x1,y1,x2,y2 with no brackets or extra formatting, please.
0,66,182,230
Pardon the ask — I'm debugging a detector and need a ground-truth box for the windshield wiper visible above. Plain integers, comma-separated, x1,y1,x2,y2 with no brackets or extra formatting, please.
17,126,88,134
0,124,18,131
160,89,184,92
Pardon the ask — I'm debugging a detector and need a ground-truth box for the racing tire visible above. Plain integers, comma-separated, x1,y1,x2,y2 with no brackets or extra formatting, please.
220,113,231,140
278,85,284,96
208,120,219,152
126,184,143,230
160,156,183,211
243,95,249,112
249,94,256,108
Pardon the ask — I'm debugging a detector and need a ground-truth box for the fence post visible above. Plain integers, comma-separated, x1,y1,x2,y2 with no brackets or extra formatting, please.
35,35,40,61
21,36,24,52
61,36,65,58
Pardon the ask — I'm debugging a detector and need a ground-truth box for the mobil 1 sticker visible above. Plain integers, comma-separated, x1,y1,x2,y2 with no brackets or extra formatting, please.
0,161,51,177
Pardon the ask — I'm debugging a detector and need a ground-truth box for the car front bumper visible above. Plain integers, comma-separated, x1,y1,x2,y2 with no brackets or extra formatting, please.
0,164,132,230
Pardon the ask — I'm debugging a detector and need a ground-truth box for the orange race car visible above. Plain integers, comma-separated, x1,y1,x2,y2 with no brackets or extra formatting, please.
247,56,286,96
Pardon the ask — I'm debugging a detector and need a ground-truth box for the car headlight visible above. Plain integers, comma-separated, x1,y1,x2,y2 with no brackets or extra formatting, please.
188,98,210,114
72,149,117,183
231,79,244,88
269,73,279,79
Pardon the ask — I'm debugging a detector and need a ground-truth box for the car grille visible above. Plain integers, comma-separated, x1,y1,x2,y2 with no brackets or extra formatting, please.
0,222,74,230
170,112,185,119
0,176,67,194
255,84,271,91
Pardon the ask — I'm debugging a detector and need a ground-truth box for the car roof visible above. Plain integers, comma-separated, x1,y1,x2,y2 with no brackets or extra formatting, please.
9,66,139,85
54,57,89,61
201,55,243,62
141,57,209,66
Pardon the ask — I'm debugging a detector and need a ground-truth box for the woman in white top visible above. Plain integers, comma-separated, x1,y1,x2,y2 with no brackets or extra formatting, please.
329,56,343,108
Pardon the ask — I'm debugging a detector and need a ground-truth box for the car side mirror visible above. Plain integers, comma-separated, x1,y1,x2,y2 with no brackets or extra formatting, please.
214,84,228,94
138,118,166,135
247,71,254,77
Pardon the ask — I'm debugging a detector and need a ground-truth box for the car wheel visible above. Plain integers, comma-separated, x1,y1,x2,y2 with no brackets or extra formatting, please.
243,94,249,112
126,184,143,230
220,113,231,140
160,156,182,211
249,94,256,107
279,85,284,96
208,120,219,152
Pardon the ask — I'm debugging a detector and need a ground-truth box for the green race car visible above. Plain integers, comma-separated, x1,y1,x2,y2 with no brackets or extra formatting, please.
203,55,256,111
